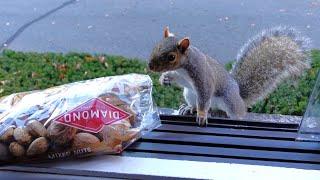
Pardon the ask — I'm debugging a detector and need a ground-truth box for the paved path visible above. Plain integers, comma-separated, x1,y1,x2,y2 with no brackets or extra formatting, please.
1,0,319,63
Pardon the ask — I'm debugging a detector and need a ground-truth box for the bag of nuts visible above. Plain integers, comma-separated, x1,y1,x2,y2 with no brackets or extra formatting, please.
0,74,160,163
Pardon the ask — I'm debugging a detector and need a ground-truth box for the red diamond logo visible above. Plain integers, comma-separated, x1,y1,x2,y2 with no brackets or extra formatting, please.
54,98,131,133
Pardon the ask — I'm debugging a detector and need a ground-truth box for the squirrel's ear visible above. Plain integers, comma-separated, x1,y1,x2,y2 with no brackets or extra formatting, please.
164,26,174,38
164,26,170,38
178,37,190,53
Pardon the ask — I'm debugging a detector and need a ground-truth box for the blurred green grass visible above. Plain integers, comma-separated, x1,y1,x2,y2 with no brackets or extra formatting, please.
0,49,319,116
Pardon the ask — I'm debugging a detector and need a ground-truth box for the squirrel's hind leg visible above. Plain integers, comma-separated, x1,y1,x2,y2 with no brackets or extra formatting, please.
219,90,247,119
210,97,229,118
209,109,228,118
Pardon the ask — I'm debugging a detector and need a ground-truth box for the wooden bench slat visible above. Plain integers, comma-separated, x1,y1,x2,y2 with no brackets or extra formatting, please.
127,142,320,163
123,151,320,170
161,121,298,132
141,132,320,153
160,115,299,129
156,124,297,140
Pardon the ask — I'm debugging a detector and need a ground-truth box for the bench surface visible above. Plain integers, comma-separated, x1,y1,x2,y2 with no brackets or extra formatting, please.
126,115,320,170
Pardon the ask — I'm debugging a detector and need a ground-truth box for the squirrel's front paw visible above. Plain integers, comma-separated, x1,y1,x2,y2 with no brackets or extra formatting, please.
178,104,196,115
196,116,208,127
196,111,208,127
159,73,173,86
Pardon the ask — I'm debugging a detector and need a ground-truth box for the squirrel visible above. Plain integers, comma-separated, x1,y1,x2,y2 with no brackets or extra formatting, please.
148,26,311,126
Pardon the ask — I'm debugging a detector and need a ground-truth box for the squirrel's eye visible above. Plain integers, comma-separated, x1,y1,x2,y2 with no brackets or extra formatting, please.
168,54,176,61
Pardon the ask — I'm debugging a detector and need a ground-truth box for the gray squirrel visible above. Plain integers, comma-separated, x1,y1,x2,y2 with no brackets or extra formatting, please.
148,26,311,126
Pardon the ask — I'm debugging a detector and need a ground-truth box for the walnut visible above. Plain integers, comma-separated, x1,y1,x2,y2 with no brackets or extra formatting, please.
72,133,100,149
9,142,25,157
27,137,49,156
47,122,77,146
13,127,32,145
0,127,14,143
26,120,47,137
0,143,10,161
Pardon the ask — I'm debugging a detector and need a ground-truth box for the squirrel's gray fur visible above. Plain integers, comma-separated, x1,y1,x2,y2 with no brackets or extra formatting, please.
148,26,311,126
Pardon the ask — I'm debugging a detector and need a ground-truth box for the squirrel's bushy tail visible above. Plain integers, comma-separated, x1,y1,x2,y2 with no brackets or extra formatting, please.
231,26,311,106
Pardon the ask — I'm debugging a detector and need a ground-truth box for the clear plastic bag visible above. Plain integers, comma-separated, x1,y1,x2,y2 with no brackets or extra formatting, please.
0,74,160,162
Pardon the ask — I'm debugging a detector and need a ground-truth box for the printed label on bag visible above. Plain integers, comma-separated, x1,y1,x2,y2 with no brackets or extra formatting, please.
54,98,130,133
